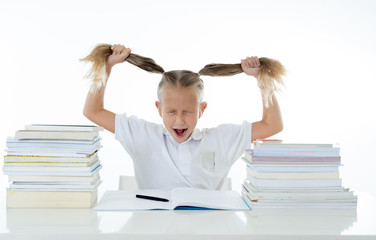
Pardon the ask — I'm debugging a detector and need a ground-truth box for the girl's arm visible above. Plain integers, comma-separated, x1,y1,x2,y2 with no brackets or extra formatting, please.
241,57,283,142
83,44,131,133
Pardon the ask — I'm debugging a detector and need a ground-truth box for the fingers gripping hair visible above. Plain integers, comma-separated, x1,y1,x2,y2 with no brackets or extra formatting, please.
199,58,286,107
80,44,164,91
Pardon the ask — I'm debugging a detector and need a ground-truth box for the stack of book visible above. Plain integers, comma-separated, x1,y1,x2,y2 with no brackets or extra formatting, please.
241,140,357,209
3,124,103,208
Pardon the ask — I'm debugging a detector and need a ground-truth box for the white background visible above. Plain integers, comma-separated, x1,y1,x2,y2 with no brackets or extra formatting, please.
1,0,375,199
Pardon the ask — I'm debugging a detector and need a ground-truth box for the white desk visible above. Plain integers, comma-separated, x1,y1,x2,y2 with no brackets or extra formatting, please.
1,192,376,240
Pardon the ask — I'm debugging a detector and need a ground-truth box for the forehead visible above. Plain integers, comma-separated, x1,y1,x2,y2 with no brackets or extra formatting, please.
161,85,200,108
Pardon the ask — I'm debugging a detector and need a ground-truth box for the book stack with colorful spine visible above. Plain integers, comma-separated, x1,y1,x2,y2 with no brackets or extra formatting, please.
3,124,103,208
241,139,357,209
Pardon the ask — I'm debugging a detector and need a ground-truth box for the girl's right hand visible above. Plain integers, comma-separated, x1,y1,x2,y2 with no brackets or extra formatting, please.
241,56,260,78
107,44,131,68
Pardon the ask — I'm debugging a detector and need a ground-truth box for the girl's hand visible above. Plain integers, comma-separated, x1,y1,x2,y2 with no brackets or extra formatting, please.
107,44,131,68
241,56,260,78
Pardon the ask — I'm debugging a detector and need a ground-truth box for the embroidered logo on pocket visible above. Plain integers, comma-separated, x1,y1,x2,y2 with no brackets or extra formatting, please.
202,151,215,173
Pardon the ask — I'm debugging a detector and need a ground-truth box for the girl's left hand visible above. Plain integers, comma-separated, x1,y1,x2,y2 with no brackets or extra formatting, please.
241,56,260,78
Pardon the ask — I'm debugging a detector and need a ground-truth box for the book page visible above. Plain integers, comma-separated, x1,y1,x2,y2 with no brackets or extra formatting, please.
171,188,249,210
95,190,173,211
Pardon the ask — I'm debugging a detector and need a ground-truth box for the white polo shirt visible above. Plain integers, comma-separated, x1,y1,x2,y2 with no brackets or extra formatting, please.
115,113,252,190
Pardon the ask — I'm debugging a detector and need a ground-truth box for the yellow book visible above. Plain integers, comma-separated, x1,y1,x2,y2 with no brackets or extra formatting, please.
6,189,98,208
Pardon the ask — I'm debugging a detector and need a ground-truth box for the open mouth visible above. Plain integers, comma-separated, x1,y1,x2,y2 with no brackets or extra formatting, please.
173,128,188,138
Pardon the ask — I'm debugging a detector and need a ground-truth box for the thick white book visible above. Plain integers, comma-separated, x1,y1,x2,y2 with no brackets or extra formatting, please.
24,124,103,132
246,165,340,179
252,147,340,157
7,136,101,146
5,150,96,158
95,188,250,211
3,165,102,177
6,136,101,149
9,179,102,190
242,192,357,209
6,189,98,208
242,182,356,200
247,164,340,173
4,158,99,167
5,149,101,157
8,172,100,182
3,161,100,172
6,143,101,153
253,140,333,148
4,152,98,163
15,130,99,141
247,173,342,188
243,179,346,192
243,149,341,164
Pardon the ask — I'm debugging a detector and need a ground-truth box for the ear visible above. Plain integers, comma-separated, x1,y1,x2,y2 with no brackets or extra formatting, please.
155,101,162,117
199,101,207,118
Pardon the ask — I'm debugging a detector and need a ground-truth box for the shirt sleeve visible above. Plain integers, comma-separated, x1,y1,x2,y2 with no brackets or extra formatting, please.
115,113,163,157
114,113,143,156
216,120,253,165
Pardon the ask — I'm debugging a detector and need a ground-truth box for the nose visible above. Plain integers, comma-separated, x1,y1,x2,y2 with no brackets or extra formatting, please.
175,113,185,125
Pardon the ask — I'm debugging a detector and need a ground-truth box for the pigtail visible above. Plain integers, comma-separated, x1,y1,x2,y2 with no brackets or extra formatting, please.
257,58,285,107
80,44,164,92
198,64,243,76
199,58,285,107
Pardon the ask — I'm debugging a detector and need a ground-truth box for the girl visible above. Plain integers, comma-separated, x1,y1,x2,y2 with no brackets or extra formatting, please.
82,44,284,190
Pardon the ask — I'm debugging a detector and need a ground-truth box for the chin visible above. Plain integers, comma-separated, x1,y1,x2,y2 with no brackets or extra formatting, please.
173,136,188,143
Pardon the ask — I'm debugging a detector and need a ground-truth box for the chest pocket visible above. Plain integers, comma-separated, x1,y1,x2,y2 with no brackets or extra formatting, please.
201,151,216,173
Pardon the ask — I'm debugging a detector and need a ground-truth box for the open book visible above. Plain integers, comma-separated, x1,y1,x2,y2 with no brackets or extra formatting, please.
95,188,250,211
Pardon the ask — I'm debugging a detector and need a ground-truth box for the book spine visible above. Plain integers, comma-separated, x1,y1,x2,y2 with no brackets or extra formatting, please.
253,147,340,157
6,189,98,208
3,163,100,172
244,154,341,164
4,153,97,163
247,173,342,188
246,166,340,179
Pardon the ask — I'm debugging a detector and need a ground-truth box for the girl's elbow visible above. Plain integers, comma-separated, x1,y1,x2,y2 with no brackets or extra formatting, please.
83,109,90,119
275,122,283,134
83,109,94,121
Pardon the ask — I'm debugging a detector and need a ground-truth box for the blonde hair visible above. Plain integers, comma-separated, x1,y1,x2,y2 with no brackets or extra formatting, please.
81,44,285,107
158,70,204,103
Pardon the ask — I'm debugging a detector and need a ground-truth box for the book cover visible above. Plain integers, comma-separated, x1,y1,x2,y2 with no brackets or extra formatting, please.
247,164,340,173
6,189,98,208
8,172,100,183
254,140,333,148
246,165,340,179
3,164,102,177
15,130,99,141
242,191,357,209
5,150,96,158
243,150,341,164
252,147,340,157
4,152,98,163
247,173,342,188
9,178,102,190
6,136,101,149
24,124,103,132
3,161,100,172
243,179,347,192
242,182,356,201
4,158,99,167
